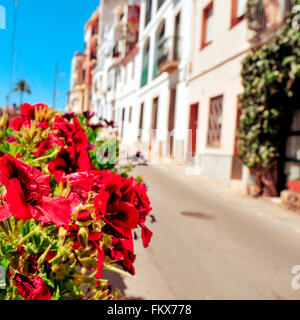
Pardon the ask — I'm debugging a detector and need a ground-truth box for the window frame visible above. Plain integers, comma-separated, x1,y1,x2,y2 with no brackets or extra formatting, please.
230,0,246,29
201,1,214,50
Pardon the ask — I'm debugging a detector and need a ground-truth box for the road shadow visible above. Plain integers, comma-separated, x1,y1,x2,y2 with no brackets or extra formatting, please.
102,270,144,300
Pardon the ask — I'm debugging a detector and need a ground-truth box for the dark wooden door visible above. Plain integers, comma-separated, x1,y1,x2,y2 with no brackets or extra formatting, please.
188,103,199,157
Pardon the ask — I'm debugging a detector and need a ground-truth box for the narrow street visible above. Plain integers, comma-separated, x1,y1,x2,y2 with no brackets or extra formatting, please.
106,165,300,300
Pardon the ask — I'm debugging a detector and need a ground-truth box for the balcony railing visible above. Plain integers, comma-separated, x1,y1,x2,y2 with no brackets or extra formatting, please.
247,0,293,41
157,36,181,74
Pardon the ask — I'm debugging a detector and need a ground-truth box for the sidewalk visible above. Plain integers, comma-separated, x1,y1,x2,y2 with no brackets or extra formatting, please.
155,162,300,237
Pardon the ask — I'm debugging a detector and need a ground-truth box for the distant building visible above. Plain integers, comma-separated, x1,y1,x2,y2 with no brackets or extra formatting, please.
91,0,136,122
67,9,99,113
66,52,85,113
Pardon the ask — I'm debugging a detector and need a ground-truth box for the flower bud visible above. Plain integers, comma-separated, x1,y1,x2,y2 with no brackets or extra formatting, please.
0,114,8,128
78,227,88,249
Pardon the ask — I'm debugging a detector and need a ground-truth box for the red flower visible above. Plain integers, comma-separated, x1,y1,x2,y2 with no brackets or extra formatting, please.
102,201,139,239
119,179,153,247
0,155,71,226
110,235,136,275
131,180,153,248
48,116,93,181
77,210,91,222
10,116,24,131
0,205,10,221
36,120,49,130
21,103,45,121
14,274,51,300
33,134,63,157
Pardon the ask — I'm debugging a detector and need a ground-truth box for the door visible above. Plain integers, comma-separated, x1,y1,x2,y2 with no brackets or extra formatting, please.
150,97,159,150
188,103,199,158
168,89,176,156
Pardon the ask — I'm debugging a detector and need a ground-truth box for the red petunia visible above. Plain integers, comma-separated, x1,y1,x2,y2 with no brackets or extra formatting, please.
14,274,51,300
102,202,139,240
48,117,93,181
10,116,24,131
0,154,71,226
20,103,45,121
110,235,136,275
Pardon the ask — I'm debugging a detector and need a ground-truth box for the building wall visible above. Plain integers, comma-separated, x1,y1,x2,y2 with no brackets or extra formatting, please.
136,0,193,161
187,0,250,186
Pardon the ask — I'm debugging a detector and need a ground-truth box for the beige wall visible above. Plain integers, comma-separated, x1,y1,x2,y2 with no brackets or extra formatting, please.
187,0,251,186
188,0,250,157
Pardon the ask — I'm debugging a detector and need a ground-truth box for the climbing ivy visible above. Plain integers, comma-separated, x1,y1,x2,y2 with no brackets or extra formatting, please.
237,0,300,195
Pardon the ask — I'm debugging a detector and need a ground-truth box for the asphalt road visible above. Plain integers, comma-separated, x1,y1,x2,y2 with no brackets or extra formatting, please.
108,165,300,300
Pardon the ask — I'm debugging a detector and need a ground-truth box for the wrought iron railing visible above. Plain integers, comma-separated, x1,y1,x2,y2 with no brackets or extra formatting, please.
247,0,293,34
157,36,181,68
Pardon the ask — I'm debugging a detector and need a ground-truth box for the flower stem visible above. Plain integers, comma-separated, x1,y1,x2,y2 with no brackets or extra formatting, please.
0,221,9,236
16,224,41,246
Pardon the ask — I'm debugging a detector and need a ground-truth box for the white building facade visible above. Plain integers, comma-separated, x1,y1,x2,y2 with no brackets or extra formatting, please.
133,0,194,162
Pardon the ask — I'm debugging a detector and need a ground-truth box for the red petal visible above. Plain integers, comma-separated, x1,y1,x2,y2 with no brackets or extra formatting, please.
35,197,72,227
6,178,32,220
0,205,11,221
140,223,153,248
94,189,110,219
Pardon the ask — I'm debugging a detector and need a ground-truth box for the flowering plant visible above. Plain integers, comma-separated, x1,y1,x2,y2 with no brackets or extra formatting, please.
0,103,153,300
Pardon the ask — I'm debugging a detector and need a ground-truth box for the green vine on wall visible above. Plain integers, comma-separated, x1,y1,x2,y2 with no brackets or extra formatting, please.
237,0,300,196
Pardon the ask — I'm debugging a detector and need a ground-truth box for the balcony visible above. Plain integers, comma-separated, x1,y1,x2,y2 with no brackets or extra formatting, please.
157,36,181,74
247,0,293,44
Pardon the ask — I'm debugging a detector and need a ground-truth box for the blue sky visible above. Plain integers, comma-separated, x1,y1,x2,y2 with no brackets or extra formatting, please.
0,0,99,111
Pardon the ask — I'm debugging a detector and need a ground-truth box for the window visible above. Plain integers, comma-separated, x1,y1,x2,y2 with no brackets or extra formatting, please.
153,22,165,78
145,0,152,27
174,12,181,60
201,1,213,49
207,95,223,148
152,97,159,139
141,41,150,87
231,0,247,28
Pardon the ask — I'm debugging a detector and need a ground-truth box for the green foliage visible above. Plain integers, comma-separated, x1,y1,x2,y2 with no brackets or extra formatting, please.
238,2,300,170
